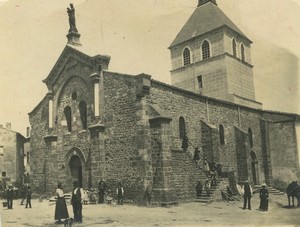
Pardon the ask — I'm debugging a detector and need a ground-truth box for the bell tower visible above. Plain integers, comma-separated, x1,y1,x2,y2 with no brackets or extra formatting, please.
169,1,262,109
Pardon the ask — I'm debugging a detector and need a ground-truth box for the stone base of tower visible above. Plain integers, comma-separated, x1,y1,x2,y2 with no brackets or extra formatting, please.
151,188,178,207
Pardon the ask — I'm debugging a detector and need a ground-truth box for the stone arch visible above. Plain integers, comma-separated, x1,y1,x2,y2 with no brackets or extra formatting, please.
56,75,90,105
182,46,193,66
65,147,87,187
200,39,212,60
54,76,92,132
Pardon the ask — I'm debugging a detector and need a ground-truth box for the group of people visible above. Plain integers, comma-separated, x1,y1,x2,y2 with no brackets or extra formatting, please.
196,179,269,212
196,179,212,198
54,179,125,224
4,183,32,209
97,179,124,205
241,180,269,211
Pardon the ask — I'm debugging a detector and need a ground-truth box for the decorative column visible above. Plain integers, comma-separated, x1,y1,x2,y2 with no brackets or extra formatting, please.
90,72,100,119
46,91,54,129
149,116,178,206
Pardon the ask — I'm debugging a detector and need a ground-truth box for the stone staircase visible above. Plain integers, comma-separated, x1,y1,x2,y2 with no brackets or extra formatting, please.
254,185,285,196
194,178,224,203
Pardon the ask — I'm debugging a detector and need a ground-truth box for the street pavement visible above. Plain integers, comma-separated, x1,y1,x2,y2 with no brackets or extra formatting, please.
1,193,300,227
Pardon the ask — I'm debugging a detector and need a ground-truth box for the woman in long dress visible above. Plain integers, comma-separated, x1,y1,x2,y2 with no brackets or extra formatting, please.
54,183,69,224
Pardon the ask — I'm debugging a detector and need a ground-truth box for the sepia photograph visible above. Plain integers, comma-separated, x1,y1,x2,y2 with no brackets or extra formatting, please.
0,0,300,226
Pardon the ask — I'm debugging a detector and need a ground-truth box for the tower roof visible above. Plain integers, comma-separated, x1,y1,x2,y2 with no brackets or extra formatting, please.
169,2,250,48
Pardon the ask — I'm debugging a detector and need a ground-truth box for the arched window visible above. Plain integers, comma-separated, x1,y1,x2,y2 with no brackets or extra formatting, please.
248,128,253,148
183,48,191,66
202,40,210,60
232,39,237,57
219,125,225,145
179,116,186,139
64,106,72,132
79,101,87,130
241,44,245,62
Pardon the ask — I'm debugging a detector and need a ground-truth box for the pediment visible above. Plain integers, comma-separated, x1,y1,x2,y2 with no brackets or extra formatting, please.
43,45,110,90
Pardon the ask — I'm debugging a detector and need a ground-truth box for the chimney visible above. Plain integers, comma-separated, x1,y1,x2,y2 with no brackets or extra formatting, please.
6,123,11,130
26,127,30,137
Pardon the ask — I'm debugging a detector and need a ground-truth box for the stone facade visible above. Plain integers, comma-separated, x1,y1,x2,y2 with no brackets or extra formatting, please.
28,2,300,205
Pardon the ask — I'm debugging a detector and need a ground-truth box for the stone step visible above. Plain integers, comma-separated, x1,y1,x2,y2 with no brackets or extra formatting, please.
254,185,285,195
194,198,211,203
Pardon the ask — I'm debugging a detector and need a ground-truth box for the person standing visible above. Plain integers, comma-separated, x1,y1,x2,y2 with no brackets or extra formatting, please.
6,184,14,209
54,183,69,224
203,158,210,177
144,183,152,205
116,182,124,205
193,147,200,161
196,180,203,198
259,183,269,211
242,180,253,210
98,179,106,204
20,184,27,205
204,179,211,197
71,180,84,223
25,186,32,208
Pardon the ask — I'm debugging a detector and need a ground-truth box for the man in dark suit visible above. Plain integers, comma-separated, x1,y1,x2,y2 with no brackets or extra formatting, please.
71,180,84,223
242,180,253,210
6,184,14,209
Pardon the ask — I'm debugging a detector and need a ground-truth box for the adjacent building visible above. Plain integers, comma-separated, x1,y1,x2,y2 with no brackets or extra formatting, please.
0,123,29,188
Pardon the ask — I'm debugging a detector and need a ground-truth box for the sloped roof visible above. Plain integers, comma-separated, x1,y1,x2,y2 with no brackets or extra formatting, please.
169,2,250,48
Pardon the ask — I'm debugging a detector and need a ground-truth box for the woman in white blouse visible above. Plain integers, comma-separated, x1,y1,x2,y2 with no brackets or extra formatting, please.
54,182,69,224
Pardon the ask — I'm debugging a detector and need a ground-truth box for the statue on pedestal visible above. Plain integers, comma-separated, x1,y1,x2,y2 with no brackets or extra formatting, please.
67,3,78,33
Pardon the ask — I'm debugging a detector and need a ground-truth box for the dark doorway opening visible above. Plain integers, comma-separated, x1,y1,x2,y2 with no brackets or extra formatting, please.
251,151,259,185
69,155,82,187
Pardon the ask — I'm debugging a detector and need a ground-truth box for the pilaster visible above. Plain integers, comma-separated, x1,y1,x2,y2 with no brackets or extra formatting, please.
149,116,178,206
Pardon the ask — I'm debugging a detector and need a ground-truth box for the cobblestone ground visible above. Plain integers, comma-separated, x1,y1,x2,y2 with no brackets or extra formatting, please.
1,193,300,227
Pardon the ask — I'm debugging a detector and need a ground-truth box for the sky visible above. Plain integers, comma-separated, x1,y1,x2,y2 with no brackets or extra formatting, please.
0,0,300,135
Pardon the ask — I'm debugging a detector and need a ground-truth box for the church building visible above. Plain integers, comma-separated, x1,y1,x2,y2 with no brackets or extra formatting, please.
29,1,299,205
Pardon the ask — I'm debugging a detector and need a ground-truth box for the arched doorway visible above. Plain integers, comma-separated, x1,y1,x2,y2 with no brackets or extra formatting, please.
69,155,83,187
250,151,259,185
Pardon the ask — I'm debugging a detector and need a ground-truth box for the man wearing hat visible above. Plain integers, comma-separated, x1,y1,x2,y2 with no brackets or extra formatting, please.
259,183,269,211
242,180,253,210
6,184,14,209
70,180,84,223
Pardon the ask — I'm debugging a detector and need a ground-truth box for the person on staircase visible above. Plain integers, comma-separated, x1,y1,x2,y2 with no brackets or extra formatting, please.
203,158,210,177
196,180,203,198
205,179,211,197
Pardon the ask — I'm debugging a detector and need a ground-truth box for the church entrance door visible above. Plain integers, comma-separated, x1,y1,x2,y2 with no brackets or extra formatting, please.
69,155,83,187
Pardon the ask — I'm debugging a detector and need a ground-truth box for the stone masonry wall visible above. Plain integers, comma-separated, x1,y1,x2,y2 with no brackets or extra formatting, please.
171,150,205,202
148,81,266,184
269,121,299,183
103,72,145,202
29,98,49,194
